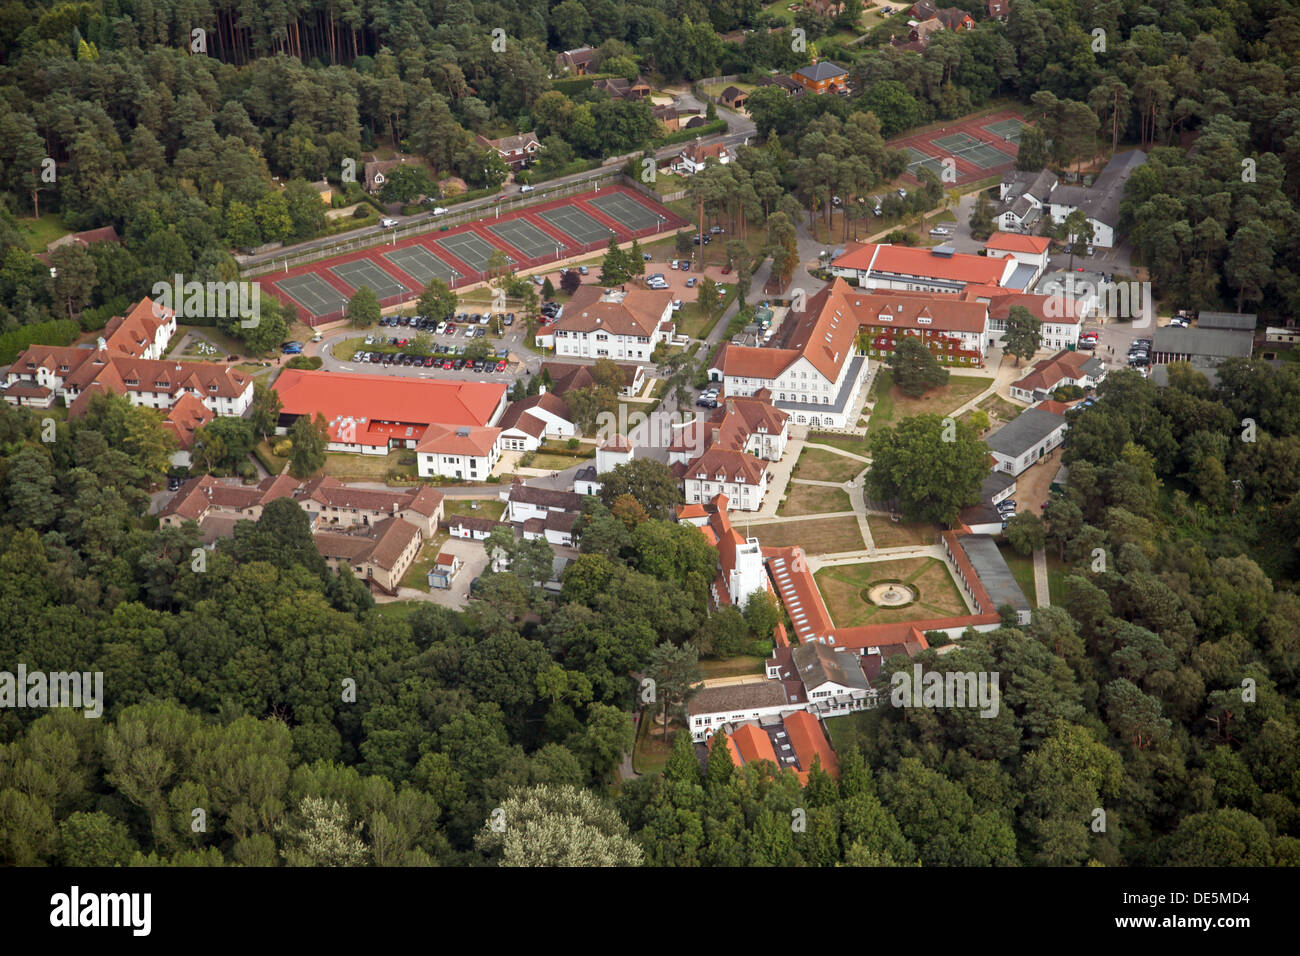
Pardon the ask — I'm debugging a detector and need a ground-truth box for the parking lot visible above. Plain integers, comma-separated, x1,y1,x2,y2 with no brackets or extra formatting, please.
331,311,525,380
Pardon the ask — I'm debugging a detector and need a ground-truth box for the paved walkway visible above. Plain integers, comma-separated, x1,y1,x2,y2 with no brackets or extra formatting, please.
1032,547,1050,607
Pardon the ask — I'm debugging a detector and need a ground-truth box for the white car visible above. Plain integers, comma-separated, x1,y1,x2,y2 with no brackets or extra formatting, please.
380,218,398,228
436,321,447,335
519,184,535,193
671,300,683,310
432,207,448,215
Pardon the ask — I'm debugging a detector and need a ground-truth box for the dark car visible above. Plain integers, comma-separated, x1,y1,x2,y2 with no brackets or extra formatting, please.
167,476,183,492
453,358,465,370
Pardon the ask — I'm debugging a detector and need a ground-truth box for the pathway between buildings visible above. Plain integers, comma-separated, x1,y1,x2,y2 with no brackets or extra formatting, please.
1032,547,1050,607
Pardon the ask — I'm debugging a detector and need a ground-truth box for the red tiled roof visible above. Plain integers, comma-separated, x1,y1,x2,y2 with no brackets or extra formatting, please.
784,710,839,781
834,242,1012,286
162,392,213,449
555,286,673,337
416,424,501,457
713,722,779,768
275,369,505,446
851,290,989,334
986,232,1052,254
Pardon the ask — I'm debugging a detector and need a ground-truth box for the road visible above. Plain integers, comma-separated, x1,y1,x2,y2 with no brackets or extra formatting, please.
237,92,755,272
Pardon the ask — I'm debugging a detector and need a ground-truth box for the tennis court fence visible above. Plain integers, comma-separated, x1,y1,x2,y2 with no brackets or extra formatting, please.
294,221,679,326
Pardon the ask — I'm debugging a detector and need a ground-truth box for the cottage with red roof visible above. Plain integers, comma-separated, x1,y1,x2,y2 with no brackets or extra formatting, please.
497,392,576,452
1010,350,1106,402
671,139,732,175
162,393,214,467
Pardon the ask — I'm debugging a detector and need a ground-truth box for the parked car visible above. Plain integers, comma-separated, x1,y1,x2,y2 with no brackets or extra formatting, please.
578,265,589,275
432,207,448,215
504,314,515,326
686,277,698,287
496,361,508,372
380,217,397,228
519,184,535,193
709,226,725,234
453,358,465,370
167,476,183,492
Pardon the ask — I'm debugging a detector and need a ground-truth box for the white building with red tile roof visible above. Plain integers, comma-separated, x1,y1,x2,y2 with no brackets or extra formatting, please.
830,241,1019,293
497,392,576,452
672,391,789,511
415,425,502,480
536,286,674,362
712,279,869,429
8,344,252,417
273,368,507,458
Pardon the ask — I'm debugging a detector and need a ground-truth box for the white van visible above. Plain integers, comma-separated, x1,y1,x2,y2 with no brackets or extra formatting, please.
380,218,398,228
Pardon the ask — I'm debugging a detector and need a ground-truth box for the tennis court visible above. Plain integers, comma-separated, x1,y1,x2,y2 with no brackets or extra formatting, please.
587,192,666,231
933,131,985,153
275,273,349,316
488,219,566,260
983,118,1024,142
330,259,410,298
383,245,461,285
905,147,949,178
539,206,617,245
436,231,511,272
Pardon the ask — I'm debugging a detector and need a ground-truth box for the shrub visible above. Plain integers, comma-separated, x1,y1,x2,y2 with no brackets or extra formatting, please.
273,439,293,456
566,437,580,450
286,355,323,370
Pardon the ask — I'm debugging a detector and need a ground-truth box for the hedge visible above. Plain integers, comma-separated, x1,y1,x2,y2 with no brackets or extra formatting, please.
0,318,81,365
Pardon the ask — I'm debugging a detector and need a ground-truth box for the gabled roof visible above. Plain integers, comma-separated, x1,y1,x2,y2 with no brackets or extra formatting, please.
554,286,672,337
986,232,1052,255
783,710,839,780
792,642,871,691
162,392,213,449
985,406,1067,457
498,392,572,432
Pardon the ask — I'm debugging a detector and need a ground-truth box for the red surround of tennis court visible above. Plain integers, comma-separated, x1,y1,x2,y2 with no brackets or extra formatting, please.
262,185,689,325
888,109,1029,187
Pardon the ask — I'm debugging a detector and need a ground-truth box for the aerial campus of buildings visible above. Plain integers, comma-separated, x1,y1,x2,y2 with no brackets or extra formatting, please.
1,0,1296,889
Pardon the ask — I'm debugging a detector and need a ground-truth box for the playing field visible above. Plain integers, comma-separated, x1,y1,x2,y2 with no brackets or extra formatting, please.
274,273,349,315
539,206,617,245
383,245,461,285
488,219,566,260
330,259,410,298
587,192,667,231
436,231,511,272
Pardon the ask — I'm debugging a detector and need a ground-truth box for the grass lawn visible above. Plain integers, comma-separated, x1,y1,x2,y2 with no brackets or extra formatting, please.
815,556,966,627
632,715,679,776
366,601,421,623
805,432,870,457
865,370,993,434
444,498,506,521
778,483,853,517
526,452,591,470
698,657,767,679
17,214,66,252
399,537,451,592
998,541,1039,604
866,516,938,549
979,392,1025,425
750,516,865,554
169,323,247,360
1046,553,1069,605
322,449,410,481
791,447,866,483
